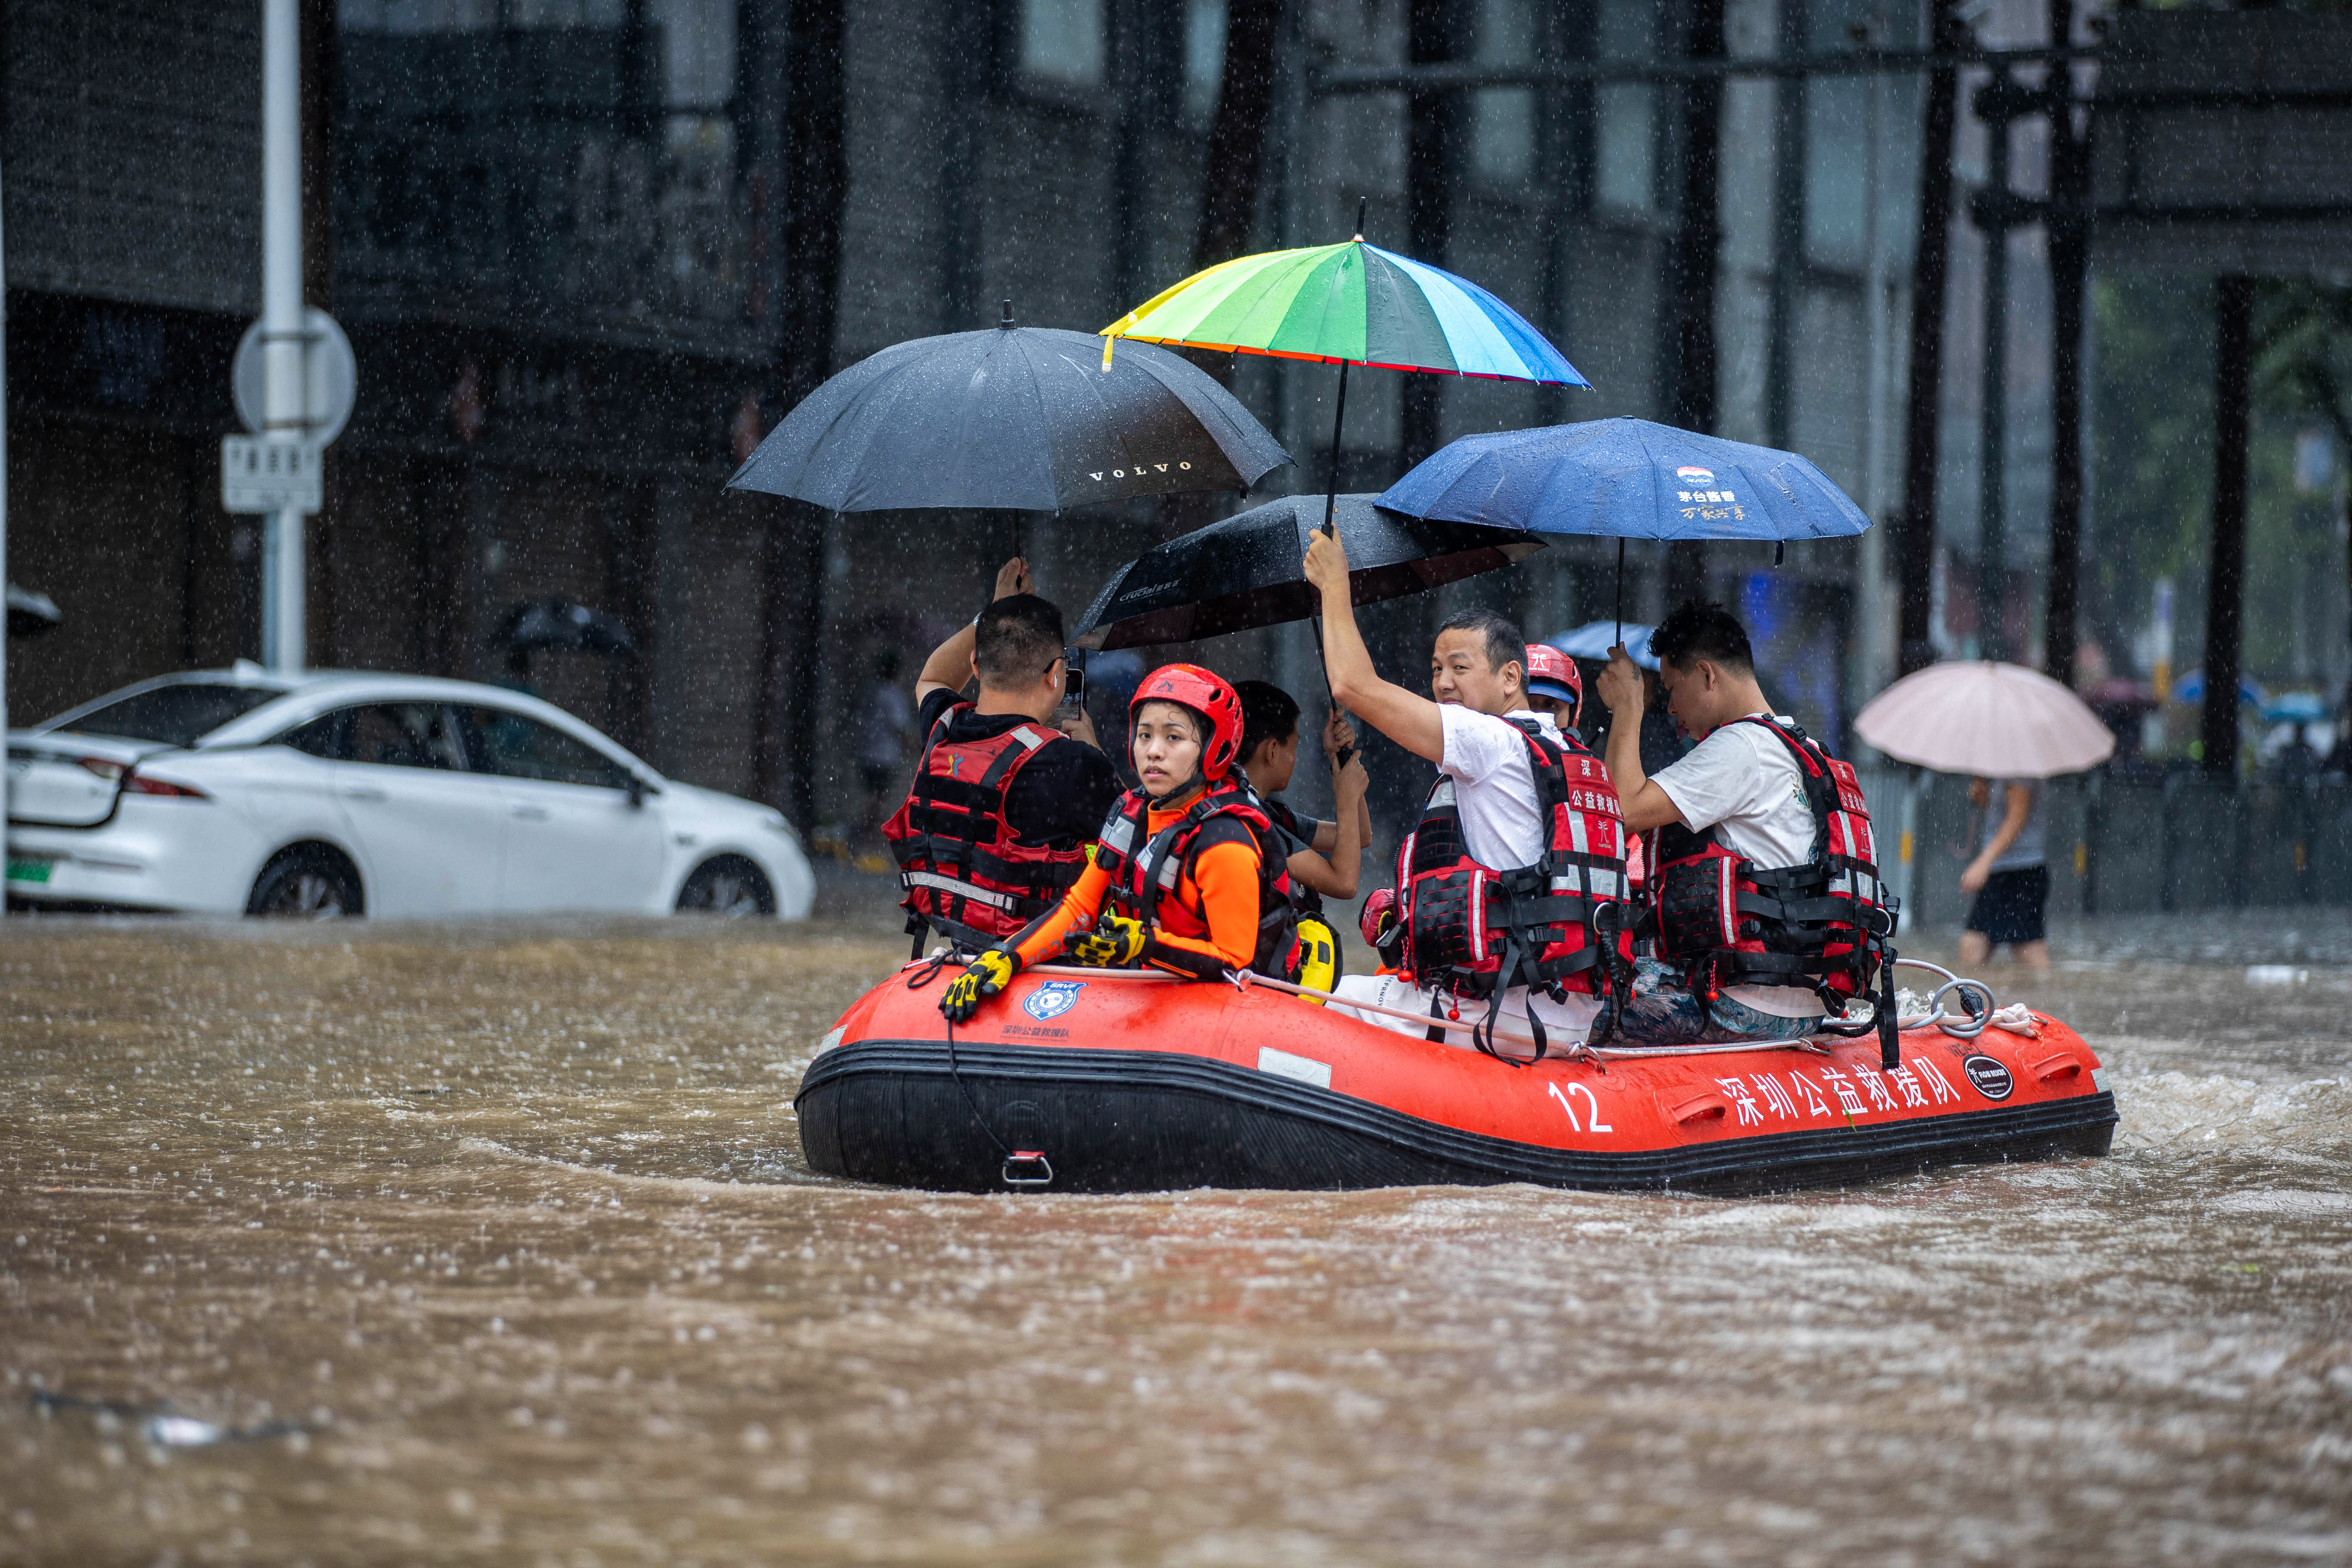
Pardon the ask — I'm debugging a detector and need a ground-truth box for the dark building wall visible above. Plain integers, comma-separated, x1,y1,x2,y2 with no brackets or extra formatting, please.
3,419,239,724
3,1,268,722
3,0,789,795
6,2,261,317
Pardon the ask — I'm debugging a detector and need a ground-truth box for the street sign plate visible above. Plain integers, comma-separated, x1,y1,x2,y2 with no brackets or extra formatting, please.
232,307,357,444
221,436,323,514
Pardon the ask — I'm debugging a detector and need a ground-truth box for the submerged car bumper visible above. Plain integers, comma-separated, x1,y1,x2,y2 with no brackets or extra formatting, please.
6,808,259,914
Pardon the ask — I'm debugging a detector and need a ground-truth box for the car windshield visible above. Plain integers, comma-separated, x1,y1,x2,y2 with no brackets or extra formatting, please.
46,683,285,747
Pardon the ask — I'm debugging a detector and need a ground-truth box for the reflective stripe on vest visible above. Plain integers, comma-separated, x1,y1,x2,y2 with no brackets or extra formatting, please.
897,870,1020,911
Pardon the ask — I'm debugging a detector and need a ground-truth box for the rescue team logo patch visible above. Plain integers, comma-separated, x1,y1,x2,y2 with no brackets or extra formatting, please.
1023,981,1085,1022
1961,1054,2016,1101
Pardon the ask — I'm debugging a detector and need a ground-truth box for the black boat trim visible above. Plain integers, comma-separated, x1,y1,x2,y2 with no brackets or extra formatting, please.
795,1037,2119,1194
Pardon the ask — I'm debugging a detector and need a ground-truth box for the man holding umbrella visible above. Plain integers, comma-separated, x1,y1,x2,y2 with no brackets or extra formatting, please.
1304,531,1631,1057
883,558,1121,956
1595,601,1852,1045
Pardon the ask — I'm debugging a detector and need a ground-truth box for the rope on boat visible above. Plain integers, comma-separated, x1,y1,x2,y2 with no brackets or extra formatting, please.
906,954,2033,1059
1220,969,1828,1062
1231,962,2033,1056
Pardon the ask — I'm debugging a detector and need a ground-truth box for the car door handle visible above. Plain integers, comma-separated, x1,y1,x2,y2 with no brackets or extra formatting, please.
511,804,550,822
341,785,388,802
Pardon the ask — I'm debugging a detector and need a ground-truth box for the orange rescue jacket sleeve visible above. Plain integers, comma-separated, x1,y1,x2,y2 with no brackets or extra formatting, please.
1013,860,1110,968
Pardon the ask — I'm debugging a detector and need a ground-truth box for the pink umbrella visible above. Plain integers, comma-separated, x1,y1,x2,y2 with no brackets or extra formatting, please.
1854,661,2116,778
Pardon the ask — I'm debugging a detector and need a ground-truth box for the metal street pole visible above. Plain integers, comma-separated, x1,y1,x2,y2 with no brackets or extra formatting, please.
260,0,305,673
1972,70,2029,665
1859,17,1893,698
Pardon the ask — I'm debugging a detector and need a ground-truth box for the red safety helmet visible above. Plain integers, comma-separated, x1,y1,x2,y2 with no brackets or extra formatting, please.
1131,663,1245,781
1525,642,1583,723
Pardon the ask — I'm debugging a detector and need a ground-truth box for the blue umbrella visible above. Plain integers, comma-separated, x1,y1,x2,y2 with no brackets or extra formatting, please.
1548,621,1659,669
2171,668,2266,707
2265,691,2328,723
1378,416,1873,641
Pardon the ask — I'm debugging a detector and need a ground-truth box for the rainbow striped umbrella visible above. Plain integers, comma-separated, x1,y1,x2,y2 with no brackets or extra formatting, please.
1100,212,1587,534
1101,240,1585,384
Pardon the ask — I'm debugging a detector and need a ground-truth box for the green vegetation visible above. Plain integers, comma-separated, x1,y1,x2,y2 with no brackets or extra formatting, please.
2092,274,2349,695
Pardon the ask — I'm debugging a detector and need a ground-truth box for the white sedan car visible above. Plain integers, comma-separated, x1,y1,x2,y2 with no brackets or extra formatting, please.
4,668,815,920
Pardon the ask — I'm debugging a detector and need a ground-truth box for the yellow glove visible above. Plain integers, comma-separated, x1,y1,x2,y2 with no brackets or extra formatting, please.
940,947,1019,1024
1063,913,1147,968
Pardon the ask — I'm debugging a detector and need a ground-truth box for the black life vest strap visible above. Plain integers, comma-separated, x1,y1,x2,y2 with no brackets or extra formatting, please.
1471,928,1548,1066
1531,946,1604,983
1498,891,1614,927
1735,891,1859,929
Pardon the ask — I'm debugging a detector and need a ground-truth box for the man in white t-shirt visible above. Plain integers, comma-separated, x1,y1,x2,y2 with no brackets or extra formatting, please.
1595,599,1825,1044
1302,530,1617,1054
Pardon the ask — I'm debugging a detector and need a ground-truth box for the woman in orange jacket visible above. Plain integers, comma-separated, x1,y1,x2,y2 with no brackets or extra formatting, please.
941,664,1317,1021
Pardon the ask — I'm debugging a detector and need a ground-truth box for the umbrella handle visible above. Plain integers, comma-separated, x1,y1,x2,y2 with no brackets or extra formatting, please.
1319,359,1352,539
1614,538,1625,647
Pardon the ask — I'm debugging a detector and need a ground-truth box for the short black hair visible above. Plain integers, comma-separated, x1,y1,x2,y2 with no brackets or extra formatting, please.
1234,680,1301,764
1651,598,1755,673
973,594,1064,686
1436,609,1527,688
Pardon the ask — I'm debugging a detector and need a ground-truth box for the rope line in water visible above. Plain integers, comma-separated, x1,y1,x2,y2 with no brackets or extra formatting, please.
898,955,2022,1063
904,953,1015,1164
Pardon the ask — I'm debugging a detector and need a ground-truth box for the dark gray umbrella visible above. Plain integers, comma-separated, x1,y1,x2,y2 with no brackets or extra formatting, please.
495,599,637,667
7,584,61,638
724,309,1290,512
1072,493,1544,651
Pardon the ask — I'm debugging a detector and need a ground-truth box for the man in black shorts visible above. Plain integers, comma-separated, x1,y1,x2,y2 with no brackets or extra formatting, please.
884,558,1122,949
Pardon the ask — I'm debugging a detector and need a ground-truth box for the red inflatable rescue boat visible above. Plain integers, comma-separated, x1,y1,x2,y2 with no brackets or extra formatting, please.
795,962,2116,1194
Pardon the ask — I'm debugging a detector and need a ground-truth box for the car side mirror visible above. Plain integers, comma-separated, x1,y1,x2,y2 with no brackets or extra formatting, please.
627,774,647,809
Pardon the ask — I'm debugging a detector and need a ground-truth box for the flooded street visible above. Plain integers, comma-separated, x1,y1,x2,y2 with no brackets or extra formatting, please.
3,914,2349,1566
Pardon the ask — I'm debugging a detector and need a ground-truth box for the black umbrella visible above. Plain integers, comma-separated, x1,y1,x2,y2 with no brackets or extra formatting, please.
6,584,62,639
724,306,1291,513
1072,493,1544,651
495,599,638,670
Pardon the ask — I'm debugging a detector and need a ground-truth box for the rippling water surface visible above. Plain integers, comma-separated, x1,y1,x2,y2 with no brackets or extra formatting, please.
3,916,2348,1565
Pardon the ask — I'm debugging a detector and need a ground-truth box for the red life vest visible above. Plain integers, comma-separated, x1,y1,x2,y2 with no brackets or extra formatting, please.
883,705,1091,947
1394,717,1634,1058
1091,780,1301,979
1645,716,1892,1015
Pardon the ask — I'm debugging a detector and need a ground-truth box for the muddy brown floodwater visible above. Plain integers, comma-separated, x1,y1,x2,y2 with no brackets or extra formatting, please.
2,914,2349,1566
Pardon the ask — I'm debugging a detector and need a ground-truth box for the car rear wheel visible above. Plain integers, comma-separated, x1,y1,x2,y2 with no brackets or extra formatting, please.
247,845,365,919
675,855,774,918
